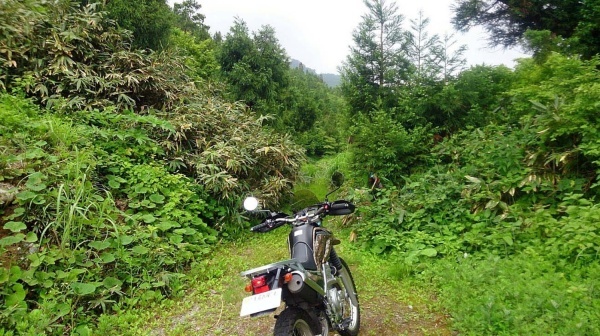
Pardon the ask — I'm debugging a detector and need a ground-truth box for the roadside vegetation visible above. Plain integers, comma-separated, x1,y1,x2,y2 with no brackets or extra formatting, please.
93,222,452,336
1,0,599,335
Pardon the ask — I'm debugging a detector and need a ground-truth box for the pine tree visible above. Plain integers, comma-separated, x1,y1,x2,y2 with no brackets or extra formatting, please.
173,0,210,40
406,10,441,84
340,0,411,116
435,33,467,83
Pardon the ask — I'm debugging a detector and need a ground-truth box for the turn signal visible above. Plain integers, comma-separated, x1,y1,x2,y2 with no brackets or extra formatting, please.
283,273,293,284
244,283,253,293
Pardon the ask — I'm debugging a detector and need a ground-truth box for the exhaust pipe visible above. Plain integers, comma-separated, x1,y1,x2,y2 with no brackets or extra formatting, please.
288,273,305,293
287,271,322,303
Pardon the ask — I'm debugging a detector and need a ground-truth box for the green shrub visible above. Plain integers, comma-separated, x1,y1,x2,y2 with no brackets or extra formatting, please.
346,53,600,335
0,0,192,112
349,110,432,182
427,254,600,335
1,0,306,205
0,95,218,333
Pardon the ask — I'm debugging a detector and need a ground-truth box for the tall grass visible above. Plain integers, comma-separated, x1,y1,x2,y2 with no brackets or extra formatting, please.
295,151,353,199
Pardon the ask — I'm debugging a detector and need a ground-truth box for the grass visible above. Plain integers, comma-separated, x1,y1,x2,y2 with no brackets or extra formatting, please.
95,221,451,335
297,152,353,200
95,228,289,335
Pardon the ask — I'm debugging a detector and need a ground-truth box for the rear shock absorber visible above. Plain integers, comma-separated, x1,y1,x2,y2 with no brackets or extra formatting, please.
329,248,343,275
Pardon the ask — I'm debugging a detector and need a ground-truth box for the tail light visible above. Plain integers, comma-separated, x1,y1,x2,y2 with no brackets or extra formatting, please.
251,275,270,294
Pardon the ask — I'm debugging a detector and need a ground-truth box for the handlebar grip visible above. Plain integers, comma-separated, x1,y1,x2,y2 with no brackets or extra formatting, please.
250,221,270,232
330,203,348,210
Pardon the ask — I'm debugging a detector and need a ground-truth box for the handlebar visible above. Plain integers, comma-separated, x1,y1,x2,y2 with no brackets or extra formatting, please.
248,200,354,232
250,207,324,232
250,216,298,232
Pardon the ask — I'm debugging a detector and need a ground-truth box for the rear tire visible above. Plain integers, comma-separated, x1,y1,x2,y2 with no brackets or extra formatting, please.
273,307,321,336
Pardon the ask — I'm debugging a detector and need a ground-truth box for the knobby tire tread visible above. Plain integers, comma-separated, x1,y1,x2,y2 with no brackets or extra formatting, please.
273,307,320,336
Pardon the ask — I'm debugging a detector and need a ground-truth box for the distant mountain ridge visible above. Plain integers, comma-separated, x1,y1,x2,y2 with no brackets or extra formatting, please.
290,58,341,88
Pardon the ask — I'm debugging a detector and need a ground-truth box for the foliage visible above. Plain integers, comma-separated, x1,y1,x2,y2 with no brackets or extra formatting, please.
509,54,600,186
352,114,597,261
5,0,600,334
218,19,290,115
295,152,353,200
436,33,468,82
452,64,514,124
104,0,174,50
348,110,432,182
284,69,348,156
0,84,303,334
281,69,325,132
349,55,600,254
341,4,470,180
410,64,515,131
0,1,307,333
0,94,224,333
406,10,442,83
216,20,346,154
0,0,304,205
168,28,220,82
172,0,210,41
452,0,600,59
164,98,305,207
0,0,193,112
346,53,600,334
340,0,411,116
427,254,600,335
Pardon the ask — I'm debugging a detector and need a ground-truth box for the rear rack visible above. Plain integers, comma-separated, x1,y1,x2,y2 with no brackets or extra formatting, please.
240,259,306,277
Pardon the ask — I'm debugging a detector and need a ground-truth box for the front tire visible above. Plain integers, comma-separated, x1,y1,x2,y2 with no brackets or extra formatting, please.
337,258,360,336
273,307,320,336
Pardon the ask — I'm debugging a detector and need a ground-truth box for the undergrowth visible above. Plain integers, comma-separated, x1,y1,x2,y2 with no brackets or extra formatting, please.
426,254,600,335
347,54,600,335
0,94,226,334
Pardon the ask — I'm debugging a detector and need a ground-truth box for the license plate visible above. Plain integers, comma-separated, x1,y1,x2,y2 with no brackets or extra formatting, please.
240,288,282,317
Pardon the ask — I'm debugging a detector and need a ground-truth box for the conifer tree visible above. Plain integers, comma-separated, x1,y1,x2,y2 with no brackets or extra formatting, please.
340,0,411,116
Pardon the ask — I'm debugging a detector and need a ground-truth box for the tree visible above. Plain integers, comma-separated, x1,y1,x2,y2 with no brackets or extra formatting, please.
218,19,258,106
396,12,468,131
169,28,220,81
104,0,175,50
340,0,411,116
435,33,467,83
173,0,210,40
451,0,600,58
349,110,431,180
218,19,289,116
251,25,290,108
407,10,441,84
448,64,514,128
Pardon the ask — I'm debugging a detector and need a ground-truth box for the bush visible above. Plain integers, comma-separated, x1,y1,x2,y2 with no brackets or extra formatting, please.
349,110,432,182
427,254,600,335
346,53,600,335
0,95,220,333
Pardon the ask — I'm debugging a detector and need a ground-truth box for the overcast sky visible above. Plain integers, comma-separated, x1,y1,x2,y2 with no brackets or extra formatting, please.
184,0,530,74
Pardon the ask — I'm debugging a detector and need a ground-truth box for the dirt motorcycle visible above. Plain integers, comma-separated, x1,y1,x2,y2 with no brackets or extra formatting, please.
239,173,360,336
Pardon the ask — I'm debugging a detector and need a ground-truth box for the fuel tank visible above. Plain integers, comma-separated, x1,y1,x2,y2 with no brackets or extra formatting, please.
288,223,333,271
